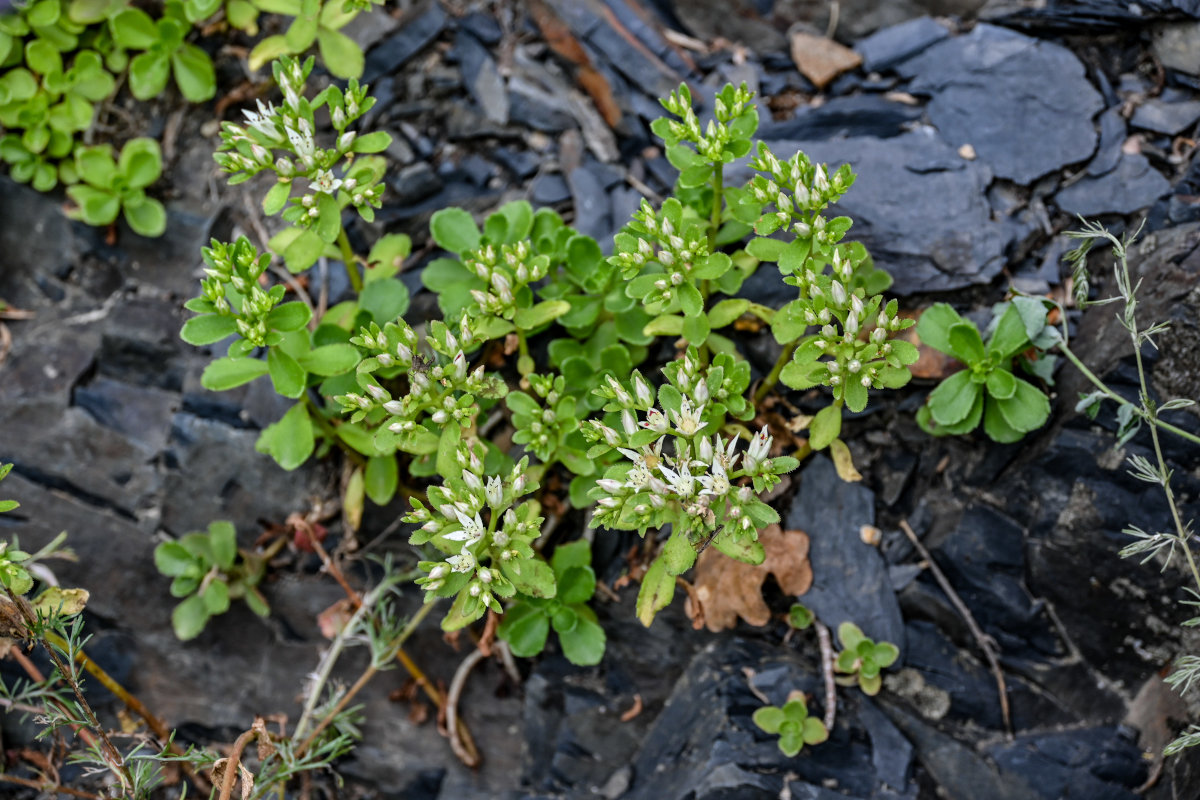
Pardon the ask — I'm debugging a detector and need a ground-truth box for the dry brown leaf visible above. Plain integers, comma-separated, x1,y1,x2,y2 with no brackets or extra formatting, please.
689,525,812,632
790,32,862,90
897,309,960,380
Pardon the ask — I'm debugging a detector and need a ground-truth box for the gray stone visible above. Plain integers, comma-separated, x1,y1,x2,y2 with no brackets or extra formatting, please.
531,173,571,205
1087,106,1127,177
1152,20,1200,76
363,0,447,82
786,456,905,650
1056,153,1171,216
754,130,1011,294
507,77,576,132
74,375,178,455
757,94,923,141
567,166,613,241
900,24,1105,184
855,16,951,72
455,29,508,125
1130,96,1200,135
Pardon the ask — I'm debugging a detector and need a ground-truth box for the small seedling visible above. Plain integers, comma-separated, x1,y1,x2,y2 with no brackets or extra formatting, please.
497,539,606,666
787,603,814,630
66,137,166,237
752,690,829,756
916,298,1055,442
110,5,216,102
153,520,270,640
834,621,899,696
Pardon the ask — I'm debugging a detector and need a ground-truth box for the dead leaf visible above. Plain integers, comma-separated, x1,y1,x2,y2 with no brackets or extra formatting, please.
316,598,355,640
829,439,862,482
790,32,862,90
210,758,254,800
897,310,960,380
620,693,644,722
689,525,813,632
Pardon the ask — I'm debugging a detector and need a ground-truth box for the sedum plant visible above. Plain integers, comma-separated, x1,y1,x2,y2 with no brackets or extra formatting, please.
182,68,919,666
834,621,899,696
496,539,605,666
65,136,165,236
153,520,271,640
753,691,829,757
109,4,215,102
916,298,1055,442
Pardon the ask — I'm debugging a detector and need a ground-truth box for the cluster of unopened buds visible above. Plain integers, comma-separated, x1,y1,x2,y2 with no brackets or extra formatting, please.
338,319,501,433
462,241,548,318
198,238,283,346
612,200,710,290
658,82,755,160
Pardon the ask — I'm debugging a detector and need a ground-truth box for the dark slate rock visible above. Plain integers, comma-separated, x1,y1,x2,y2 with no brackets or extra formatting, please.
855,16,951,72
758,95,923,141
1055,153,1171,216
880,701,1042,800
625,639,907,800
456,154,497,187
461,11,502,45
161,412,323,536
507,78,576,132
363,0,448,82
753,131,1010,294
492,146,542,179
531,173,571,205
785,456,904,649
455,29,509,125
1087,106,1127,177
1130,96,1200,134
74,376,178,454
566,165,613,241
857,699,913,790
389,161,443,206
899,24,1105,184
930,505,1058,657
985,728,1146,800
980,0,1200,32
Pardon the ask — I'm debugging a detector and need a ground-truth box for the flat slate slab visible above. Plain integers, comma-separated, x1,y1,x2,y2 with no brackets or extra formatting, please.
899,24,1105,185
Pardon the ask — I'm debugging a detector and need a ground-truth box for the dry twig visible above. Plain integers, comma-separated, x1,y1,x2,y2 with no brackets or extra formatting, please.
814,621,837,731
446,648,486,768
898,519,1011,735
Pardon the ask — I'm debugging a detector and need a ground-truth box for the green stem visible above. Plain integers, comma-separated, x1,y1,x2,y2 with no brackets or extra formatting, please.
708,162,723,254
516,328,533,375
302,393,366,466
755,339,799,404
1057,342,1200,446
337,229,363,294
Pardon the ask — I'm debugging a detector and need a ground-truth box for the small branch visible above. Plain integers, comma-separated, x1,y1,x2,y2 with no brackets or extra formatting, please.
445,649,486,768
216,728,257,800
294,664,376,759
814,621,837,731
899,520,1012,736
494,640,522,686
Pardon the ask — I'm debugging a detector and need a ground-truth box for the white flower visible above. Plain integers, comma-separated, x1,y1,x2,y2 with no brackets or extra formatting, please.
698,461,731,497
669,397,704,437
484,476,503,508
310,169,343,195
642,408,669,433
242,99,280,141
443,509,485,544
660,461,696,498
447,550,477,573
617,439,663,473
624,464,652,490
745,427,773,471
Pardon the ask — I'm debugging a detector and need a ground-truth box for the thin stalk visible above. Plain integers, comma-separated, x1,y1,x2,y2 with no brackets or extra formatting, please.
516,328,532,375
1057,341,1200,446
754,340,799,403
216,728,257,800
302,394,367,466
336,230,363,294
0,773,102,800
707,162,723,254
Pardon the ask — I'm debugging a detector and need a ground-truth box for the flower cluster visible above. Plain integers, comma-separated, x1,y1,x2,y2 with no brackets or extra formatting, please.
585,349,791,552
780,252,917,411
657,82,757,163
337,319,507,456
404,445,552,630
611,198,733,313
214,56,388,225
747,144,855,239
194,238,280,347
462,240,550,321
